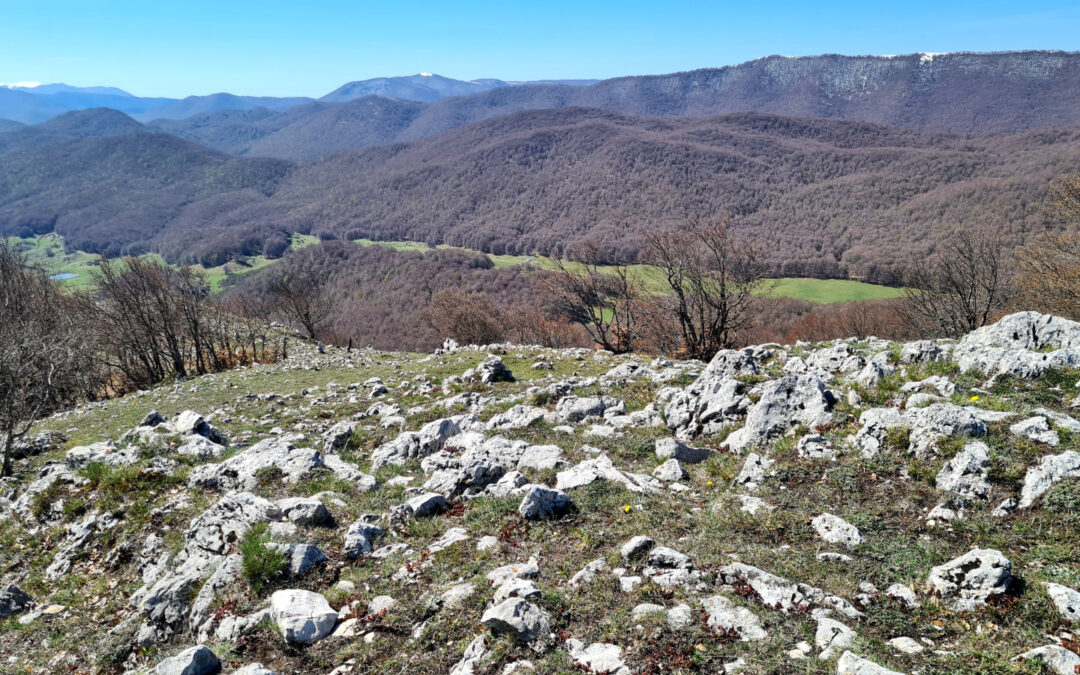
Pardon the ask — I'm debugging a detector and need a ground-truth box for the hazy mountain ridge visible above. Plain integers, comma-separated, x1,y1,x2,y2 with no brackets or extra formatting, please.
121,51,1080,162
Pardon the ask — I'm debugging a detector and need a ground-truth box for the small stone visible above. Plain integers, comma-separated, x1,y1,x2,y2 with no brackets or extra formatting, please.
811,513,864,548
270,589,338,644
620,535,655,561
888,637,924,654
149,645,220,675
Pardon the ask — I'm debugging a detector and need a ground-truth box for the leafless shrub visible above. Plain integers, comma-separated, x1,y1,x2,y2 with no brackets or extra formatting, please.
0,242,94,476
899,231,1013,338
540,243,644,353
647,218,773,360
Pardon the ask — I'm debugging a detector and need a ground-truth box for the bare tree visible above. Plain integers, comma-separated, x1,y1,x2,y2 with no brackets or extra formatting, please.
267,264,333,341
540,243,643,353
425,289,507,346
0,243,88,476
647,218,772,360
82,257,277,390
900,231,1012,338
1013,175,1080,319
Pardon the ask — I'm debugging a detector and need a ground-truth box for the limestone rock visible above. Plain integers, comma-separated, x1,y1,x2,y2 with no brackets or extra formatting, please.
149,645,220,675
836,651,904,675
724,375,834,453
954,311,1080,377
620,535,655,561
270,589,338,644
344,520,385,558
935,441,991,500
1016,645,1080,675
518,485,572,520
701,595,767,641
1043,582,1080,623
655,437,715,464
565,639,630,675
653,458,688,482
1010,416,1059,445
927,548,1011,612
0,584,32,616
1018,450,1080,508
480,599,551,651
811,513,864,548
277,497,331,526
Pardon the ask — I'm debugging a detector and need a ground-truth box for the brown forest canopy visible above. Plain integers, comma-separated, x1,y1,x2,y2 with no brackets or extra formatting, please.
2,110,1079,283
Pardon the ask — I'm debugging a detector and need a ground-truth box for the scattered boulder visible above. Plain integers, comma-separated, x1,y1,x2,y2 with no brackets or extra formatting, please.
798,434,839,460
1016,645,1080,675
1018,450,1080,508
724,375,834,453
1043,582,1080,623
0,584,32,616
266,543,328,576
1010,416,1059,446
480,599,552,652
565,639,630,675
836,651,904,675
655,437,715,464
343,520,385,558
518,486,572,520
277,497,332,526
733,453,773,492
487,405,546,431
811,513,864,548
270,590,338,644
701,595,767,641
475,355,514,383
927,548,1012,612
620,535,655,561
935,441,991,500
322,420,356,453
404,492,449,518
149,645,221,675
652,458,688,482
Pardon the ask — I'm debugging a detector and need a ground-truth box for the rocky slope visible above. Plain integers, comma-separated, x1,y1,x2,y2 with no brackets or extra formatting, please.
2,312,1080,674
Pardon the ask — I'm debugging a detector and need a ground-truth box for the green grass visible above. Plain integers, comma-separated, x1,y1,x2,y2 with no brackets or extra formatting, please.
769,277,905,303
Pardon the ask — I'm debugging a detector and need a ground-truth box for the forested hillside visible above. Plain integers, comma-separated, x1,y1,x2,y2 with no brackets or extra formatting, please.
4,109,1078,282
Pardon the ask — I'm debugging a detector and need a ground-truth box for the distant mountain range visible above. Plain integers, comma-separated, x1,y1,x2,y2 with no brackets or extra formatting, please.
6,50,1080,134
48,51,1080,163
0,74,599,124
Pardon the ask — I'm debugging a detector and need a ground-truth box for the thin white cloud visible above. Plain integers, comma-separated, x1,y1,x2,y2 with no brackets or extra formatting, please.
0,81,43,88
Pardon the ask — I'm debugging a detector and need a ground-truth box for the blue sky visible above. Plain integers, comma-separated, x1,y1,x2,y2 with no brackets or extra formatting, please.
2,0,1079,98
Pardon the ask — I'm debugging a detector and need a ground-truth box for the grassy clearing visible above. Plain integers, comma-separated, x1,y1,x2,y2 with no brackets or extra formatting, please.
9,233,320,292
353,237,904,304
12,232,901,304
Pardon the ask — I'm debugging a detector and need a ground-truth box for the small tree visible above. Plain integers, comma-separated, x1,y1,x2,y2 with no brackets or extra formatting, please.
540,243,643,353
900,231,1012,338
647,218,772,360
0,243,87,476
267,264,333,340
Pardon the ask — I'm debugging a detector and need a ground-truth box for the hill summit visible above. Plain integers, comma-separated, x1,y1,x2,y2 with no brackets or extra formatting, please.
2,311,1080,673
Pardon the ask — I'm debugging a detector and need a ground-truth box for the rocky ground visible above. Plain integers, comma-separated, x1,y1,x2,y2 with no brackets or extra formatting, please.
2,311,1080,674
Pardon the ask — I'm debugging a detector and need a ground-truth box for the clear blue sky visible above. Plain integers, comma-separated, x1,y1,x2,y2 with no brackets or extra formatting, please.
2,0,1079,98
